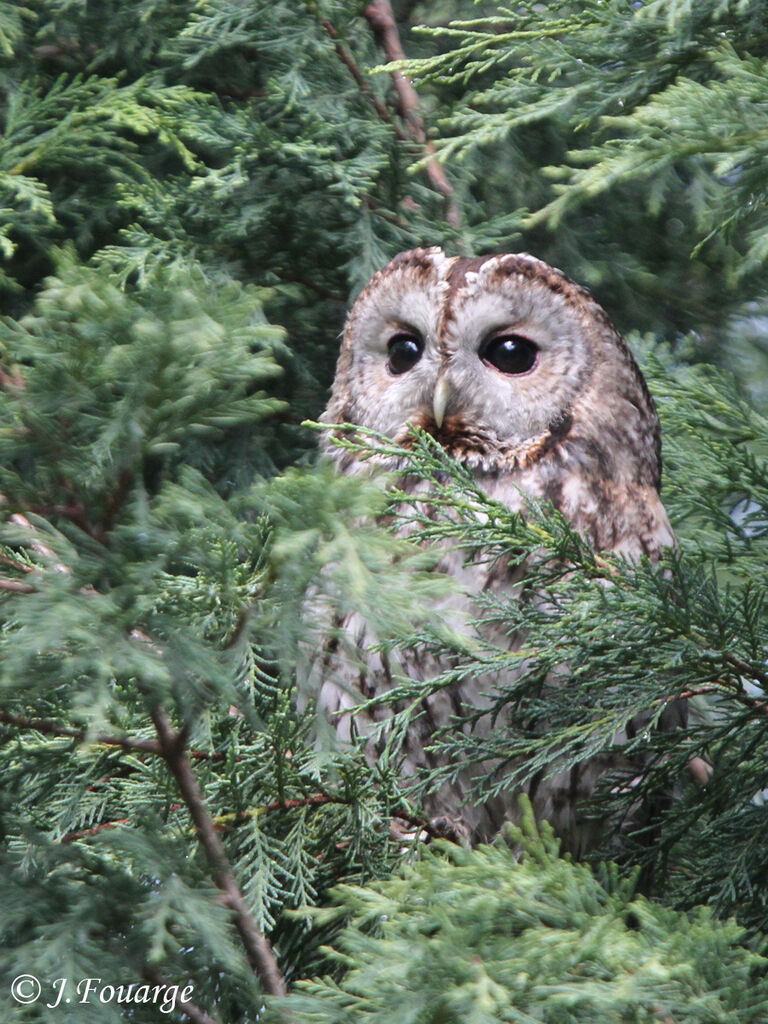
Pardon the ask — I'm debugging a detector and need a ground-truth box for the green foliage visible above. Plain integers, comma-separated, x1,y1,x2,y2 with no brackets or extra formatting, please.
0,256,456,1018
4,0,768,380
1,1,768,1021
319,373,768,932
270,803,768,1023
397,0,768,355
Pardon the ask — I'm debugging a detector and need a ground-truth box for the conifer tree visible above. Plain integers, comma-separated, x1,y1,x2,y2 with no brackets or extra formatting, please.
1,2,768,1021
268,805,768,1024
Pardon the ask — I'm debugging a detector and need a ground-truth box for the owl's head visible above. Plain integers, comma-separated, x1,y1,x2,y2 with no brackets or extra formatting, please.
322,248,661,492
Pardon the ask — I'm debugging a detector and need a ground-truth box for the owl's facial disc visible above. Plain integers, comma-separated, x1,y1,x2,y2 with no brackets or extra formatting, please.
324,248,660,484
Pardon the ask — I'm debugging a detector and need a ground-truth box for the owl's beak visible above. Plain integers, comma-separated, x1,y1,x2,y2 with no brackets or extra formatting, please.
432,376,452,429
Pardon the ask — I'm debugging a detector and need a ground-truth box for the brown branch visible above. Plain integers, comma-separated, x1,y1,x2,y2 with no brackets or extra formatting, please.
27,501,104,543
364,1,419,128
724,651,768,697
100,467,135,537
364,0,461,228
394,810,444,842
62,804,182,844
272,271,346,303
0,554,34,573
253,793,443,841
0,365,24,390
7,511,72,572
150,705,286,997
259,794,444,842
269,794,338,813
190,748,228,762
63,789,445,849
61,818,132,843
0,577,37,593
657,677,768,718
364,195,409,229
658,685,720,705
142,970,221,1024
309,6,408,140
0,709,164,755
0,709,234,765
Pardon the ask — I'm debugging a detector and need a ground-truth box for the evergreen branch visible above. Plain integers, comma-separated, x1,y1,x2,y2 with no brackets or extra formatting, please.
0,365,24,389
0,577,36,592
27,502,104,543
64,793,445,846
61,817,132,843
150,704,287,998
724,652,768,697
364,0,461,228
273,272,345,303
142,970,220,1024
100,467,135,536
302,0,408,141
222,794,444,841
364,195,408,229
0,710,164,755
0,708,233,764
0,554,34,572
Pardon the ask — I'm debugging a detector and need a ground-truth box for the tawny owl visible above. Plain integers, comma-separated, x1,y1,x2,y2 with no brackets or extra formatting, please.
311,247,680,855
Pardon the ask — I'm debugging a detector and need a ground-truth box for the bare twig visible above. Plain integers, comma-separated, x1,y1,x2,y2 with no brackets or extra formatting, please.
364,0,461,228
150,705,286,997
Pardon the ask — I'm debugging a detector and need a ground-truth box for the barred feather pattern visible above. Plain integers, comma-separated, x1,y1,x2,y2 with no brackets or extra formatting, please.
309,248,683,854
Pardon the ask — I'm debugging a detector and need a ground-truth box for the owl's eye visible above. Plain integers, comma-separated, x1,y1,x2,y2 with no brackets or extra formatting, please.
387,332,423,375
481,333,538,375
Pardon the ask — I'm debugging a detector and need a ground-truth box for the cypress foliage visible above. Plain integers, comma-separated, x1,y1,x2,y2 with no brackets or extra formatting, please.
1,1,767,1021
268,804,768,1024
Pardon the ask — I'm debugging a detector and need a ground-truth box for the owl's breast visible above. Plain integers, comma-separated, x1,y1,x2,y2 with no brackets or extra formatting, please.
399,409,673,561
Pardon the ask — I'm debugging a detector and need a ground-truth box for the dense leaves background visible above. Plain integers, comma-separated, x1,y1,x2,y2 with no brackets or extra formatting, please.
1,2,768,1021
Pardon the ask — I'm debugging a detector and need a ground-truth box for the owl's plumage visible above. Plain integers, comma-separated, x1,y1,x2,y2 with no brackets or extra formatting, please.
312,247,679,853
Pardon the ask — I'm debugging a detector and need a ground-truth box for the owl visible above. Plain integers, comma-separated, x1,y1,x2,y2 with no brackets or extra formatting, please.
310,247,680,855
